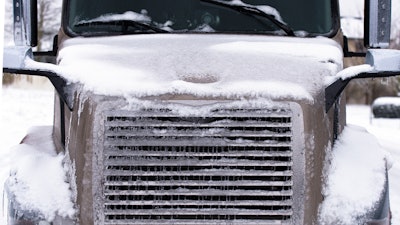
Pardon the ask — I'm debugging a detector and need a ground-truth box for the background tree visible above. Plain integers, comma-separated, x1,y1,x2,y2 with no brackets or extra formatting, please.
37,0,62,51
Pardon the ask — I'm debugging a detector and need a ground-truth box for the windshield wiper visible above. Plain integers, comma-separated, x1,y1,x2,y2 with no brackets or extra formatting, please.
75,20,170,34
200,0,295,36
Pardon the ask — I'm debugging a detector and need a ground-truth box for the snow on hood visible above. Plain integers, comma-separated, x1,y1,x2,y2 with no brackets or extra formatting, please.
29,34,343,100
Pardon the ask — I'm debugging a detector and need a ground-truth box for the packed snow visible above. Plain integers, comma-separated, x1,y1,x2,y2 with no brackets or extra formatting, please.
346,105,400,225
319,125,388,224
5,126,75,221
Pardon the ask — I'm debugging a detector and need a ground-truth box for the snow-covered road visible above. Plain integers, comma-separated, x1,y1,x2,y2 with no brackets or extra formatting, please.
1,87,399,224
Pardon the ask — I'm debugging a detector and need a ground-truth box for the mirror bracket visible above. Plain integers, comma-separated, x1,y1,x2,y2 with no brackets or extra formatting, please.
3,63,74,111
326,49,400,112
343,36,367,58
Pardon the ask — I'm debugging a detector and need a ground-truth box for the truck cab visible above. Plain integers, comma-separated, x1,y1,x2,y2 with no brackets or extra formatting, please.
3,0,399,224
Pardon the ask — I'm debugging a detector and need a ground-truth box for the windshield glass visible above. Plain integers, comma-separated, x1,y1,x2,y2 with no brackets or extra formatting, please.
65,0,334,36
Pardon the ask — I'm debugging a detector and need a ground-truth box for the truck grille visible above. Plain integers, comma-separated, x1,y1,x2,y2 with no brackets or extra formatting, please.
103,108,294,224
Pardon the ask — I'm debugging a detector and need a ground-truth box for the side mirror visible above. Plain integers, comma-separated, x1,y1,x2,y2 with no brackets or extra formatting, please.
364,0,391,48
326,0,397,112
13,0,38,47
3,0,71,110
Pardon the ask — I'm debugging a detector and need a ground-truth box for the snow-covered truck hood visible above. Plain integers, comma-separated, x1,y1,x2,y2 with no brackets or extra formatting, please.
54,34,343,100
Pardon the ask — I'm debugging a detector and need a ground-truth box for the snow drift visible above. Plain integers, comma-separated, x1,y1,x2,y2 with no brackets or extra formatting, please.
319,125,388,225
5,126,75,222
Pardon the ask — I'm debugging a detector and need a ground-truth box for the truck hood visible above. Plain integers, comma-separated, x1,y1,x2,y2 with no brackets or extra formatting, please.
55,34,343,101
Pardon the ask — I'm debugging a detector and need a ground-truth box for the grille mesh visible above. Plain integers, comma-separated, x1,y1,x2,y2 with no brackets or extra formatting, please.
103,108,293,224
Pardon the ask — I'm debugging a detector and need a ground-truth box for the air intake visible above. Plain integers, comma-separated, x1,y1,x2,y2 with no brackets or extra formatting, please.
103,107,295,225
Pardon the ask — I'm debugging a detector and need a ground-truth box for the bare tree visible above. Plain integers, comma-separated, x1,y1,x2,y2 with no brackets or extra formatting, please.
391,0,400,49
3,0,14,46
37,0,62,51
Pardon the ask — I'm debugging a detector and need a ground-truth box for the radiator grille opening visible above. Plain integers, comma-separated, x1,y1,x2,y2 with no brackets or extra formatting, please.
103,108,294,224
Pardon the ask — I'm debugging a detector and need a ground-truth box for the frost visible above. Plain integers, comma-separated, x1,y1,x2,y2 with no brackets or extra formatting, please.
319,125,388,225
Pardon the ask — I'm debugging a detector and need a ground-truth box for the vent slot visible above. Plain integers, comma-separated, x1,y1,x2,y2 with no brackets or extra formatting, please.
103,108,294,224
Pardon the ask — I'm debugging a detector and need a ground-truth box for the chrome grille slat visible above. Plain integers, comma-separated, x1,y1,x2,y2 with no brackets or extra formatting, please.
105,209,293,216
104,150,292,157
105,139,292,147
104,180,293,187
104,170,293,177
106,131,292,138
103,189,293,196
106,122,292,128
104,200,292,206
104,160,292,167
104,220,290,225
103,107,295,224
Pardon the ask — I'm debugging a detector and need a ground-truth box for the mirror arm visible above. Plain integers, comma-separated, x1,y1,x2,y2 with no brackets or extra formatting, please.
3,67,74,111
325,70,400,112
325,78,351,113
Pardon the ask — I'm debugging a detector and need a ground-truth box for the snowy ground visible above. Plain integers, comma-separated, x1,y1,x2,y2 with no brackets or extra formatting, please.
1,86,399,224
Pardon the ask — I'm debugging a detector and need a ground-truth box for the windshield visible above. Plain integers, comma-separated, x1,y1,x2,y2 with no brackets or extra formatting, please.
65,0,335,36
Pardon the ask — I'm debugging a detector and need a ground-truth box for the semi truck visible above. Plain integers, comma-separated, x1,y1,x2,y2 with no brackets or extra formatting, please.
3,0,400,224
